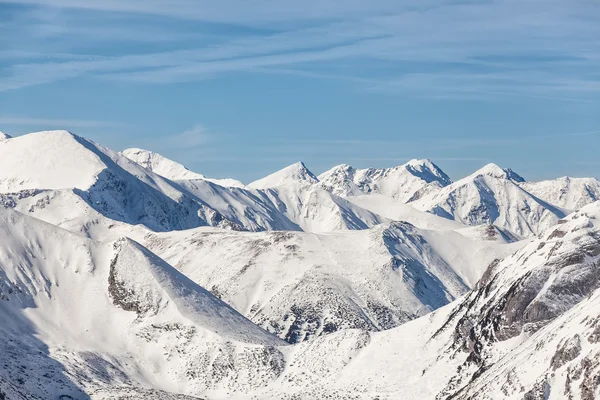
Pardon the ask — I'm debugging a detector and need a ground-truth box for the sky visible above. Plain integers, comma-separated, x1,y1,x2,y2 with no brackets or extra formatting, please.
1,0,599,183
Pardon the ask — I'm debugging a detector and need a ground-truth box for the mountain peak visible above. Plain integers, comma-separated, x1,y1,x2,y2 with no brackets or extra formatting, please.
32,129,77,139
249,161,319,189
122,147,206,181
405,158,434,168
317,164,362,196
471,163,524,182
0,131,12,140
403,158,452,186
318,163,355,177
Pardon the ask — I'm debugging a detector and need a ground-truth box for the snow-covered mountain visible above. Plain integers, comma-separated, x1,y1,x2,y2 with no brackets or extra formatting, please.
412,163,567,238
2,201,598,399
521,176,600,211
140,221,517,343
239,202,600,399
2,128,600,400
0,130,244,233
249,161,319,189
318,158,452,201
0,131,11,140
0,131,384,234
122,147,245,188
0,207,286,399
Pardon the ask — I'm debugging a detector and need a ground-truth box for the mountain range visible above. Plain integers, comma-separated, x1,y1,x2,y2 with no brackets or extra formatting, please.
0,129,599,399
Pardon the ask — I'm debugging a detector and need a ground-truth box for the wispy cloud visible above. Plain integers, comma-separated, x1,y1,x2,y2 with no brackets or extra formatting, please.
1,0,599,101
134,124,216,154
165,124,213,149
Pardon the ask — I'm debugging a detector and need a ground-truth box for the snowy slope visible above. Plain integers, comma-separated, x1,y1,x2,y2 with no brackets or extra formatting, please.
431,200,600,399
454,223,519,243
0,131,241,233
521,176,600,211
318,159,452,201
412,163,566,238
140,221,518,343
175,178,301,231
0,208,285,399
122,147,207,180
0,131,12,140
242,202,600,399
347,193,466,230
260,184,386,232
0,134,383,234
248,162,318,189
0,130,106,191
3,129,600,400
0,207,473,399
122,152,386,232
122,148,245,188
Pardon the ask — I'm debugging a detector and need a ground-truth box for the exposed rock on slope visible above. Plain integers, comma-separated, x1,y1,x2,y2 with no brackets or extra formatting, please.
434,201,600,399
109,237,282,346
142,221,516,343
0,208,285,398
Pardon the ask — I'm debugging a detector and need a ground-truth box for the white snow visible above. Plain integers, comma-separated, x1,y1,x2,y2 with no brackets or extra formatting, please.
412,163,567,238
521,176,600,211
348,193,465,230
1,128,600,400
122,147,207,181
248,161,319,189
0,130,106,191
318,158,452,201
122,147,246,188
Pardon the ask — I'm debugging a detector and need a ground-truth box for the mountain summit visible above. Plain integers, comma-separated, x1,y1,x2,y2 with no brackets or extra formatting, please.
471,163,525,182
122,147,206,181
318,158,451,201
249,161,319,189
2,129,600,399
413,162,563,237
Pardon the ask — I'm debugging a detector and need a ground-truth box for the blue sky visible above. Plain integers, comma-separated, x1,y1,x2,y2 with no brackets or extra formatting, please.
1,0,599,183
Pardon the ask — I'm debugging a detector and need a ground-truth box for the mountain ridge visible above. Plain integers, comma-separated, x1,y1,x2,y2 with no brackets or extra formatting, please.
1,128,600,399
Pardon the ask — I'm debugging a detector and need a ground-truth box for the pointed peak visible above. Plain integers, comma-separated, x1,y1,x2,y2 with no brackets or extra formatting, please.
291,160,309,170
404,158,452,186
471,163,524,182
477,163,505,175
317,164,362,196
0,131,12,140
249,161,319,189
319,163,355,176
405,158,435,168
276,161,314,176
